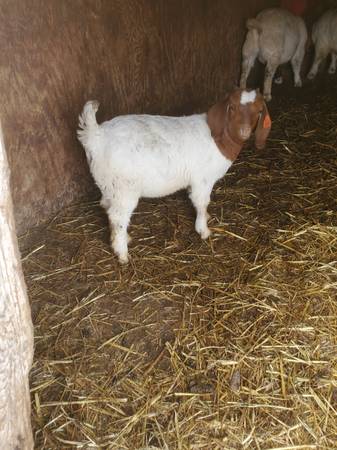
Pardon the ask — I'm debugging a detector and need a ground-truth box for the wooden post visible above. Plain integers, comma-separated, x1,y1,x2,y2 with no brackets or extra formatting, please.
0,124,34,449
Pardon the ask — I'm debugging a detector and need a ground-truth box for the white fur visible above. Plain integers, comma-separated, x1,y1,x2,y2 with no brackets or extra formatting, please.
240,90,256,104
240,7,308,101
308,9,337,80
78,102,233,264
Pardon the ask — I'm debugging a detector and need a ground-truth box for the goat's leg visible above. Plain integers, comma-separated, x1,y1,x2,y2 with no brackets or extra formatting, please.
263,61,278,102
240,36,258,89
107,194,138,264
291,44,306,87
100,195,110,210
240,55,257,89
189,184,213,240
307,47,328,79
274,65,284,84
328,52,337,74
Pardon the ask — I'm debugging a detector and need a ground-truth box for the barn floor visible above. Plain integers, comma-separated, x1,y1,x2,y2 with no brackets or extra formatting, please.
21,78,337,449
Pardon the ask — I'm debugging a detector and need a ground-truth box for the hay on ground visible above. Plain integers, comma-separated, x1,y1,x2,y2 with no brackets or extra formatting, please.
21,81,337,449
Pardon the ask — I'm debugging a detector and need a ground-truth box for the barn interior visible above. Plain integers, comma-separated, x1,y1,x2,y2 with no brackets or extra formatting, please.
2,0,337,448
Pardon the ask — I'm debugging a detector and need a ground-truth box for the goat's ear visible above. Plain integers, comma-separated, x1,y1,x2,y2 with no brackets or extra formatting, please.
207,97,229,140
255,101,271,150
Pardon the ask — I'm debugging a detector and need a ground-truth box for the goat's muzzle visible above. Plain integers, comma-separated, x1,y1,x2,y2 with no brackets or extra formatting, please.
239,125,252,140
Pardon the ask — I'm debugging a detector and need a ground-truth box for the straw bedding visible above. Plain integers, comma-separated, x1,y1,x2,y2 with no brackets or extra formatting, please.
21,80,337,449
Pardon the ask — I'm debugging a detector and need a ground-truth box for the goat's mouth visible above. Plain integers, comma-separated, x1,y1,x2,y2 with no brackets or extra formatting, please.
239,127,252,140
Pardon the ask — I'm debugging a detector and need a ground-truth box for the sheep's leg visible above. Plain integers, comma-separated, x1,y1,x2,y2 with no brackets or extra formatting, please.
263,61,278,102
328,52,337,74
107,194,138,264
307,47,328,79
240,55,257,89
291,45,305,87
189,184,213,240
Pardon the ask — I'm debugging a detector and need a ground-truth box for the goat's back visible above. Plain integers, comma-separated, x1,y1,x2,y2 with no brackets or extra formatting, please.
312,9,337,50
255,8,307,63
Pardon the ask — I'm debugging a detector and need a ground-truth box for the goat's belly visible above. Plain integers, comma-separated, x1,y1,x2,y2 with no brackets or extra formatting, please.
141,176,188,198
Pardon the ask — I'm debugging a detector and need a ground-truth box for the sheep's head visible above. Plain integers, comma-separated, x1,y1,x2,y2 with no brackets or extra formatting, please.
207,88,271,161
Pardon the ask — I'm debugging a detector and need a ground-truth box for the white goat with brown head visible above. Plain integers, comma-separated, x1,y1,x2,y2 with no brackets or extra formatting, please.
78,88,271,264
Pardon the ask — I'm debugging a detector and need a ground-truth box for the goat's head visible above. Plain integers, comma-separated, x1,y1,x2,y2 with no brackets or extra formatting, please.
207,88,271,160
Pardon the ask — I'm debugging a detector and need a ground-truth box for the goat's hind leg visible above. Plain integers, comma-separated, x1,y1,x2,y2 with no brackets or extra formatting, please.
240,55,257,89
308,46,328,79
263,61,278,101
328,52,337,74
240,36,258,88
106,193,138,264
291,43,306,87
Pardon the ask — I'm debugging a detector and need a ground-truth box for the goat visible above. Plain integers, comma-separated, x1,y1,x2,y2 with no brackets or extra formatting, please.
240,7,308,101
307,9,337,80
77,88,271,264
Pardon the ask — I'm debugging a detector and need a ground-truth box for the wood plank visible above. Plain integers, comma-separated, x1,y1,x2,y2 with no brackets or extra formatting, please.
0,124,34,449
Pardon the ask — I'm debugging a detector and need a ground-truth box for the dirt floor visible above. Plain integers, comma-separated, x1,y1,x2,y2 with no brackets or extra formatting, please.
21,75,337,449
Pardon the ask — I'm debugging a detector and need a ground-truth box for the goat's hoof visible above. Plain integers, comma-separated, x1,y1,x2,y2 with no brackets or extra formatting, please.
200,228,211,240
307,72,315,80
118,254,129,265
328,67,336,74
263,93,272,102
294,80,302,87
274,76,283,85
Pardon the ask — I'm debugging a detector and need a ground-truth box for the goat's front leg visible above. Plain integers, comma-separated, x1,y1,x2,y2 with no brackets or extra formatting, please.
189,183,213,240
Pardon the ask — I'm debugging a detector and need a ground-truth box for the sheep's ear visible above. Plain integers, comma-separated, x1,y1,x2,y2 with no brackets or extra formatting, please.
207,97,229,140
255,101,271,150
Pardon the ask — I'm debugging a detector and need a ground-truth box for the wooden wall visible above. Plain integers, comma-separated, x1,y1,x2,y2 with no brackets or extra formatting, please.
1,0,302,235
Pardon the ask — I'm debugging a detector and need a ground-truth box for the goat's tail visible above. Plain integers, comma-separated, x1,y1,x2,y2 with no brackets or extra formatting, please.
77,100,100,147
78,100,99,130
246,18,263,33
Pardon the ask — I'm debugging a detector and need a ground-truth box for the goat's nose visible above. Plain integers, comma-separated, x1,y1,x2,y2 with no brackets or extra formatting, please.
239,126,252,140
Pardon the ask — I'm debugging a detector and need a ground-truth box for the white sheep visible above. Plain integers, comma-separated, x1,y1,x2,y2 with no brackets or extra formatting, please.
240,7,308,101
77,88,271,264
307,9,337,80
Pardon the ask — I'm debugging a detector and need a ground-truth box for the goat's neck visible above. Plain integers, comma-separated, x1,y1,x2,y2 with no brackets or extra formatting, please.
214,127,243,162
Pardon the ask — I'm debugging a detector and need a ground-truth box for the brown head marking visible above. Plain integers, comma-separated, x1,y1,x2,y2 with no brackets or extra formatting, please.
207,88,272,161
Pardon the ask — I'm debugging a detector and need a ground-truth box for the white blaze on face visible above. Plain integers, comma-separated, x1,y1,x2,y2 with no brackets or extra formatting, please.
240,90,256,105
